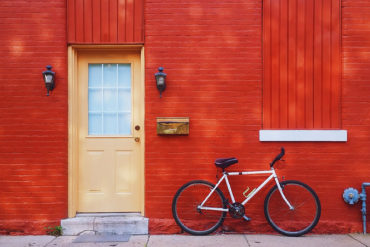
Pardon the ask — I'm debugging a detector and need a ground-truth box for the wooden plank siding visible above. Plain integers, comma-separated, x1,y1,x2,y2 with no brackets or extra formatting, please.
263,0,341,129
67,0,144,44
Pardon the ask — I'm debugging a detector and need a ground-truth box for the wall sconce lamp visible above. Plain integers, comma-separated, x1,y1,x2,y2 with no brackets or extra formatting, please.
155,67,166,98
42,65,55,96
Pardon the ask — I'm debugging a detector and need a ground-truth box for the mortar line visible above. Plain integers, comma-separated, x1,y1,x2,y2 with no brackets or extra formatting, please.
347,234,368,247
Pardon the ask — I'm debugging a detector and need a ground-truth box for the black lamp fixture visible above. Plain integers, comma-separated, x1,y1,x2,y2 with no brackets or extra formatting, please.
42,65,55,96
155,67,166,98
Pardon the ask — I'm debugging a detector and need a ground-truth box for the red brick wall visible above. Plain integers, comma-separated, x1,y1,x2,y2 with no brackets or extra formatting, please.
145,0,370,234
0,1,68,235
0,0,369,236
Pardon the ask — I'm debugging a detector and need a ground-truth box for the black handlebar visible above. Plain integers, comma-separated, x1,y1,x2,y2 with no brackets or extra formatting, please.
270,147,285,167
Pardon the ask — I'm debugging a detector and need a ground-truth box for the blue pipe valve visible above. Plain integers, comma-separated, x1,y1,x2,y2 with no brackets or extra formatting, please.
343,188,360,205
343,184,370,234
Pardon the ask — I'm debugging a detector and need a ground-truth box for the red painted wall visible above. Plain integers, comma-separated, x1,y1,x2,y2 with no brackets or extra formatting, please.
0,0,369,236
0,1,68,235
145,0,370,234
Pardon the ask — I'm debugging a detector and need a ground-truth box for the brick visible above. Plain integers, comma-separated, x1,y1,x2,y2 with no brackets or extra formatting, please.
0,0,370,236
144,0,370,235
0,0,67,235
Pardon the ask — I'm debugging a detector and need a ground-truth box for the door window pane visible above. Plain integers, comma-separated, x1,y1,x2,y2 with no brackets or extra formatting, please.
103,64,117,87
88,64,132,135
103,113,118,134
118,89,131,112
88,113,102,135
118,64,131,88
88,64,102,87
88,88,102,112
103,89,117,112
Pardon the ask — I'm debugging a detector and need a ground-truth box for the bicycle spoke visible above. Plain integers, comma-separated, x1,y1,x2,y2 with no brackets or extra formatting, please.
264,181,321,236
172,180,227,235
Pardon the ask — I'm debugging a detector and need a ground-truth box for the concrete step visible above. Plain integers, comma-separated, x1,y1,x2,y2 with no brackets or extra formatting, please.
61,213,148,236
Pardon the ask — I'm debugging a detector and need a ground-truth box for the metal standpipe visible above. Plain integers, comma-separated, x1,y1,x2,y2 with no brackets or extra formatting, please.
343,183,370,234
360,183,370,234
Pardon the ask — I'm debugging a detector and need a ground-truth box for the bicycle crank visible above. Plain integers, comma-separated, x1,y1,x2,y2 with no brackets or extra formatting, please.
229,202,246,219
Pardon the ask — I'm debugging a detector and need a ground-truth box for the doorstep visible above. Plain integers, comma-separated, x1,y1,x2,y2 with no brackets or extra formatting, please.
60,213,148,236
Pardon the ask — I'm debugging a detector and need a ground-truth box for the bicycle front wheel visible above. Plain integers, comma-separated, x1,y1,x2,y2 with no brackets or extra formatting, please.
172,180,227,235
264,180,321,237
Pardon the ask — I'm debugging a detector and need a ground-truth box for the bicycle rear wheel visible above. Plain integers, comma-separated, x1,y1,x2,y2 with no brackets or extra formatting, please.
172,180,227,235
264,180,321,236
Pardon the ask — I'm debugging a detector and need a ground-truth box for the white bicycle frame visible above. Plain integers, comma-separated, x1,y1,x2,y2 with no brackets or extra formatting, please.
199,167,294,212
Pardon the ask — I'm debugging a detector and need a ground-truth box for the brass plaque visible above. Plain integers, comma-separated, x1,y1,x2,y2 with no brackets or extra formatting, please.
157,117,189,135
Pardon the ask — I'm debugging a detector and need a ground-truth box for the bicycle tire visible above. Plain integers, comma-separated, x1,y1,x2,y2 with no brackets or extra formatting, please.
264,180,321,237
172,180,227,235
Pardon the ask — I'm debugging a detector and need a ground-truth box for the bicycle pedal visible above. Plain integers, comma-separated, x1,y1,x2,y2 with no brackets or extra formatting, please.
243,215,251,221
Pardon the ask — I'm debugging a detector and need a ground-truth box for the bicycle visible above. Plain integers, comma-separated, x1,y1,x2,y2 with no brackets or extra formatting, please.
172,148,321,237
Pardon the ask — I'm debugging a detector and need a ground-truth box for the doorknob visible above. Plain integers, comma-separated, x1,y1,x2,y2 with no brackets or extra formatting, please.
134,137,140,142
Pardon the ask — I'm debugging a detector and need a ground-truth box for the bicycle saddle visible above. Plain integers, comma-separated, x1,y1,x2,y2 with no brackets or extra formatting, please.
215,158,238,169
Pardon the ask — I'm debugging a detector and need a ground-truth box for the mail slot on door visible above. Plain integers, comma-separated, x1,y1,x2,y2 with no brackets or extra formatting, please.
156,117,189,135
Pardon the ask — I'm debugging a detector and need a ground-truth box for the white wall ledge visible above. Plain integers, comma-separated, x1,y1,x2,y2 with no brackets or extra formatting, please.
259,130,347,142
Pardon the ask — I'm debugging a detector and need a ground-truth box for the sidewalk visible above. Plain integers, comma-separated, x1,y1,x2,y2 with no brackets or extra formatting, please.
0,234,369,247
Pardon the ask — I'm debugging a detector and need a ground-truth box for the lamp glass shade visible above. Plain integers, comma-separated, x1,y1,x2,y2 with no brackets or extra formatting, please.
157,76,165,87
44,74,54,83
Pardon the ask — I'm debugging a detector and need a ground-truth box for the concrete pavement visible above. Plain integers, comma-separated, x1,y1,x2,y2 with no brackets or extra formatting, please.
0,234,369,247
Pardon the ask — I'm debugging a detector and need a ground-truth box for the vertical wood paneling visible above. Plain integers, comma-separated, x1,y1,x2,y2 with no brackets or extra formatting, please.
313,0,323,128
75,0,84,42
84,0,93,42
288,0,297,128
67,0,144,44
118,0,126,42
279,0,288,128
126,0,134,42
109,0,118,42
263,0,341,129
100,0,109,42
296,0,305,128
305,0,314,129
271,0,280,128
331,0,341,128
68,0,76,42
263,0,272,128
92,0,101,42
322,0,332,127
134,0,144,42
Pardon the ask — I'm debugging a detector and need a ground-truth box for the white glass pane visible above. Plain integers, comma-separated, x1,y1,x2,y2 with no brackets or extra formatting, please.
88,64,102,87
103,64,117,87
103,113,118,134
89,113,102,135
88,63,132,136
103,89,117,112
88,88,102,112
118,113,131,135
118,64,131,88
118,89,131,112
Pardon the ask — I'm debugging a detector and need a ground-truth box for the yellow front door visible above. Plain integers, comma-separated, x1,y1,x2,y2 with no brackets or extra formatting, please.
77,50,143,212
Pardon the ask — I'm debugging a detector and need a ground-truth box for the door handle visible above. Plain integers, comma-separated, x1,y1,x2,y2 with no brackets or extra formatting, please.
134,137,140,142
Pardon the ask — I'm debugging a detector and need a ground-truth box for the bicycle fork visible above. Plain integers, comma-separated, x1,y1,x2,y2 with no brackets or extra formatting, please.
272,170,295,210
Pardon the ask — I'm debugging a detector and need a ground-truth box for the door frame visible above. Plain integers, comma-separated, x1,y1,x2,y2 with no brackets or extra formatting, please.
68,45,145,217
